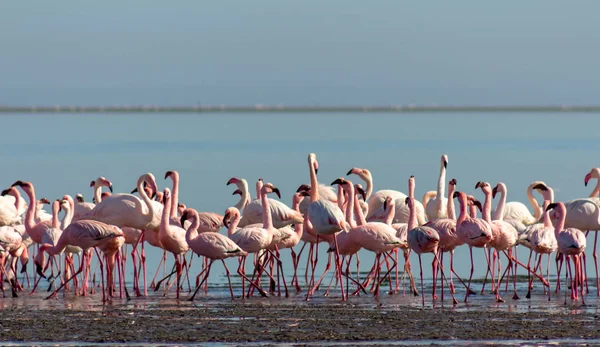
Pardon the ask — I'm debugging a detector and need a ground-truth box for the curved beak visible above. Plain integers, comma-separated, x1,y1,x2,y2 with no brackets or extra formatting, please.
299,191,311,197
546,203,558,211
108,184,113,193
131,188,138,194
355,185,366,201
296,184,310,193
272,187,281,199
331,178,345,186
164,171,173,180
585,173,592,187
404,197,410,205
443,160,448,169
180,211,188,227
89,181,95,187
232,189,242,196
0,189,9,196
449,178,457,186
226,177,238,186
346,169,354,176
532,183,548,191
473,200,483,213
474,181,484,189
492,186,498,199
35,262,46,279
11,181,25,188
40,198,50,205
384,199,389,210
452,191,460,199
222,212,231,227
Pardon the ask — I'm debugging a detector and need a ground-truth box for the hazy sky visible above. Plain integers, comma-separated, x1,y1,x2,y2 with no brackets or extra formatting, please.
1,1,599,106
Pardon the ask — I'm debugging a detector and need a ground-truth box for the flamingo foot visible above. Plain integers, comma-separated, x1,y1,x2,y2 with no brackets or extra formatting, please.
525,291,531,299
496,297,505,303
512,293,520,300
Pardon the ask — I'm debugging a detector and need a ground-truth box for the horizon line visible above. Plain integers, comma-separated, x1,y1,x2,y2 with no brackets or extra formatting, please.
1,104,599,113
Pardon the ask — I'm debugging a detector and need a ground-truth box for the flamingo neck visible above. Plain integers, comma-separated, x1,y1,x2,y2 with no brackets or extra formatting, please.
61,204,72,230
260,189,273,229
447,186,456,220
422,191,436,211
227,212,241,237
309,160,319,202
457,195,468,224
337,185,345,211
542,200,551,228
481,190,492,223
435,162,446,214
345,184,355,226
93,179,103,204
591,179,600,198
135,177,154,225
493,186,506,221
526,184,541,220
159,193,171,237
255,180,263,200
185,211,201,244
292,199,303,238
169,174,180,219
364,174,373,200
408,198,417,230
384,201,395,225
11,190,22,214
24,187,36,231
234,180,250,212
553,207,566,238
51,202,60,230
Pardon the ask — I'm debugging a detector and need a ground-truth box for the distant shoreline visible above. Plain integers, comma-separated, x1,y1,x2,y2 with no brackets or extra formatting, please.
0,105,599,113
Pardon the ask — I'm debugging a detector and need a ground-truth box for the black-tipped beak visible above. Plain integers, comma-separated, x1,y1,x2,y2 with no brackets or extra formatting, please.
40,198,50,205
89,180,95,188
331,178,345,186
1,189,9,196
492,186,498,199
404,197,410,205
11,181,25,188
355,185,366,201
384,199,388,210
131,188,138,194
449,178,457,186
546,203,558,211
453,191,460,198
272,187,281,199
299,191,311,197
474,200,483,213
532,183,548,191
164,171,173,180
346,169,353,176
232,189,242,196
475,181,484,189
443,160,447,169
222,212,231,227
296,184,310,193
151,191,157,199
36,263,46,279
180,211,188,227
226,177,237,186
108,184,113,193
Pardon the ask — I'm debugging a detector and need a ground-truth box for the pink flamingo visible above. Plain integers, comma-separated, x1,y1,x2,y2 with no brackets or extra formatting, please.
275,192,305,292
158,188,189,299
476,181,519,302
0,225,23,297
525,199,557,300
181,207,258,300
454,191,493,303
296,183,338,216
347,167,426,225
407,176,457,306
10,181,55,246
35,219,125,301
547,202,587,304
305,153,347,300
227,178,252,212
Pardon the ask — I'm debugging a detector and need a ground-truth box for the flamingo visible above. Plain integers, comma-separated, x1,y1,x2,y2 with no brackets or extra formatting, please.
305,153,347,300
226,177,251,212
525,199,557,300
181,207,253,301
10,181,52,245
0,187,26,226
422,154,449,220
347,167,427,225
0,225,23,297
547,202,587,304
158,188,189,299
83,173,160,231
476,181,519,302
296,183,338,215
35,219,125,301
453,191,493,303
496,181,549,226
274,192,305,292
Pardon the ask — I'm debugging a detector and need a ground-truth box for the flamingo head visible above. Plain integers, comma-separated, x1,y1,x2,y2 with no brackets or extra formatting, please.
227,177,240,186
53,199,62,213
532,182,548,191
384,196,394,211
354,184,366,201
39,198,50,205
162,188,171,202
75,194,84,203
296,184,310,193
292,192,305,206
308,153,318,175
491,185,498,199
60,199,70,212
89,180,96,188
346,167,371,182
298,190,311,197
475,181,492,195
99,177,113,192
330,177,346,186
468,197,483,213
232,189,242,196
585,168,600,187
179,207,197,227
261,183,281,199
177,203,186,216
11,180,32,194
441,154,448,169
164,170,177,180
449,178,457,186
222,207,240,228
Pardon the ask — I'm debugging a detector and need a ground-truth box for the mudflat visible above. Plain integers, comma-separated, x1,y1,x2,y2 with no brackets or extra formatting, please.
0,290,598,345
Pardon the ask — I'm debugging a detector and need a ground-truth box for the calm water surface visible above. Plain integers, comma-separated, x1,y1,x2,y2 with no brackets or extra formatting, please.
1,111,599,290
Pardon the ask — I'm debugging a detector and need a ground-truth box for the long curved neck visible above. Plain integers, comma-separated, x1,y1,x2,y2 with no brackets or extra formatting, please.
553,207,566,237
493,187,506,221
408,198,417,230
457,195,468,224
542,200,551,228
435,163,446,213
24,188,37,231
255,180,263,200
482,190,492,223
227,213,241,237
309,161,319,202
135,178,154,222
51,203,60,229
526,185,542,220
345,184,355,226
185,212,200,244
384,201,395,225
260,189,273,229
234,180,250,211
447,186,456,220
93,180,103,204
11,190,22,213
292,199,303,238
337,185,345,211
61,204,72,230
590,179,600,198
169,174,180,219
160,193,171,236
364,175,373,199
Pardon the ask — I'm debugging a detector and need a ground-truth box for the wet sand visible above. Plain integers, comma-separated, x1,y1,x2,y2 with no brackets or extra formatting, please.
2,286,600,345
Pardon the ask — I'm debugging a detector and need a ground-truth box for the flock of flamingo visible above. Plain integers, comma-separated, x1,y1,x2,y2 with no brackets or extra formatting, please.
0,152,599,306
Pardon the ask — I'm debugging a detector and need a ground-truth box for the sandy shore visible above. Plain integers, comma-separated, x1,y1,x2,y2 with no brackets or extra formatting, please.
1,290,599,345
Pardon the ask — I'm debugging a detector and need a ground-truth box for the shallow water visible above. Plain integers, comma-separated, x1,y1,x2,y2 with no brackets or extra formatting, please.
1,111,599,293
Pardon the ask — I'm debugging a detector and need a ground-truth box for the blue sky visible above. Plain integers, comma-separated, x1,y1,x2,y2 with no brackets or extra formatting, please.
1,1,599,106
